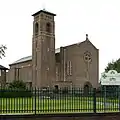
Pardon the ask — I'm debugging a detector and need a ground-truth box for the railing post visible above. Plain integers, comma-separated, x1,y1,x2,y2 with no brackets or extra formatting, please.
93,88,96,113
34,87,36,115
118,86,120,111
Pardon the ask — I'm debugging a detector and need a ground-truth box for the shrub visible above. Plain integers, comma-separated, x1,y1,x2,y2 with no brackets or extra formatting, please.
8,80,26,89
61,87,69,94
98,85,119,98
0,80,32,98
0,88,32,98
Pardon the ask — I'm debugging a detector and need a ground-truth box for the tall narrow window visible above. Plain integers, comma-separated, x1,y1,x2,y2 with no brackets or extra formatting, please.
67,61,72,76
69,61,72,75
67,61,69,75
35,22,39,35
56,67,59,81
46,22,51,33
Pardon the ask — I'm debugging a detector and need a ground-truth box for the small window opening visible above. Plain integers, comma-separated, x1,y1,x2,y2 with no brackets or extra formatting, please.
35,22,39,34
46,22,51,33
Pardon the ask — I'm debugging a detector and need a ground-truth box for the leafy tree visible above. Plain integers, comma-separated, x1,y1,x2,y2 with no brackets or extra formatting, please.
105,58,120,73
0,45,7,59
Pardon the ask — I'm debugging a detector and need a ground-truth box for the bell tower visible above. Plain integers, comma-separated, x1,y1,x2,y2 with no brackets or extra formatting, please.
32,9,56,88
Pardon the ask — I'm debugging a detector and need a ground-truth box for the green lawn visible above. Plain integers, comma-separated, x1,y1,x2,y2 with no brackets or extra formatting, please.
0,97,120,114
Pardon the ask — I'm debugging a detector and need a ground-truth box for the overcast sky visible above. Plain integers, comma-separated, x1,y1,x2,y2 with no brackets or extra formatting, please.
0,0,120,78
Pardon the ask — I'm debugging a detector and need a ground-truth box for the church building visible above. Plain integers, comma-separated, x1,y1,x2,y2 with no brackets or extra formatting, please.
6,9,99,89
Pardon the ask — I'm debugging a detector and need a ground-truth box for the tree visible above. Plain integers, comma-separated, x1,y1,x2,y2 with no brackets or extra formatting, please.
0,45,7,59
105,58,120,73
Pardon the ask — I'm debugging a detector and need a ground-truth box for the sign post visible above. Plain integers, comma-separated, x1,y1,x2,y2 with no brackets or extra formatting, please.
100,70,120,111
119,86,120,111
103,85,106,112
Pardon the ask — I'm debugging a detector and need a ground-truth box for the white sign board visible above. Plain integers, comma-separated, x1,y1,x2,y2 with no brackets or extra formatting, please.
100,70,120,85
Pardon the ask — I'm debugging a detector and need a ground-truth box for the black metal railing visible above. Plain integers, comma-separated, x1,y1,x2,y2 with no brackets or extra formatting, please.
0,87,120,114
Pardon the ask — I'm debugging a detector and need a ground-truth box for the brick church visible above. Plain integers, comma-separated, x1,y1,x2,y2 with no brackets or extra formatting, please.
6,9,99,89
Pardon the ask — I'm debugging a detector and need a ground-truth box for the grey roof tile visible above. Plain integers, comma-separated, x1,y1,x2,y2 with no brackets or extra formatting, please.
0,65,9,70
10,48,60,65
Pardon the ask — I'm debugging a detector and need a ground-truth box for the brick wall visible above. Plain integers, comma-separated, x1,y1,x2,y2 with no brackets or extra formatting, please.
1,113,120,120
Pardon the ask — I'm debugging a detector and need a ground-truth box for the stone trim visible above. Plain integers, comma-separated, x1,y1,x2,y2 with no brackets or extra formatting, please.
1,112,120,119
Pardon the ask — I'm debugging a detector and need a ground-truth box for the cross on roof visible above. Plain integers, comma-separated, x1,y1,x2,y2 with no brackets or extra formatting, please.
86,34,88,40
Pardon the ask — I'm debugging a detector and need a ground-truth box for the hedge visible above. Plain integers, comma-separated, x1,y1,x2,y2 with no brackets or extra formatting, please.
0,88,33,98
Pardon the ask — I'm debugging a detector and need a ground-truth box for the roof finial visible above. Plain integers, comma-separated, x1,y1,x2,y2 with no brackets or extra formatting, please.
86,34,89,40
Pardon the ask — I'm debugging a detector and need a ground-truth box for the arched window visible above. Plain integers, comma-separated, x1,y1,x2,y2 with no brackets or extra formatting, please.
84,82,92,96
35,22,39,34
46,22,51,33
